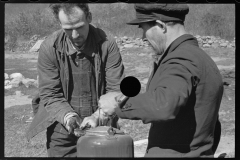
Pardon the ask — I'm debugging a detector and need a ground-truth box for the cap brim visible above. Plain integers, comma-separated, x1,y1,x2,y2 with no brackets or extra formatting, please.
127,19,157,25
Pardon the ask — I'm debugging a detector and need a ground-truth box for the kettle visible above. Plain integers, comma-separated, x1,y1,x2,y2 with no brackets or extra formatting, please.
77,94,133,157
76,126,134,157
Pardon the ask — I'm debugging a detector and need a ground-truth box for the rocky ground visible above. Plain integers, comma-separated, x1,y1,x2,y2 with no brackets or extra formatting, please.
4,38,235,157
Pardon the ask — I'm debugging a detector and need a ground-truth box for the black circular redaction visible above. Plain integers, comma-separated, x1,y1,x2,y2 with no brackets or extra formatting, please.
120,76,141,97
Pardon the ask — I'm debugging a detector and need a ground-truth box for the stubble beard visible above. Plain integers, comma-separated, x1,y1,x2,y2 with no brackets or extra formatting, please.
149,41,165,63
73,39,86,48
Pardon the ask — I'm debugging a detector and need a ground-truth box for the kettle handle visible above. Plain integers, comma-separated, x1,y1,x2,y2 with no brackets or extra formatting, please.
107,126,125,136
115,94,128,109
107,127,116,136
107,94,128,128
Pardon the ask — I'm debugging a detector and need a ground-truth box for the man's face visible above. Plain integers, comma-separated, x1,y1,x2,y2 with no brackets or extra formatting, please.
58,6,92,48
139,22,166,56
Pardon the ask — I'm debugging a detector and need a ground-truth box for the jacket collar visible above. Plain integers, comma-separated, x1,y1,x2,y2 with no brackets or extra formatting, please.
53,24,103,57
165,34,198,54
156,34,198,63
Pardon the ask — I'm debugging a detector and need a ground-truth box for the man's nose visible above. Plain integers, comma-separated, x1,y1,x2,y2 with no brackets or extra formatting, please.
72,30,79,39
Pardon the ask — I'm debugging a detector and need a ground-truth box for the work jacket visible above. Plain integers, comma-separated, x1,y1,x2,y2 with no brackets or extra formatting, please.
26,24,125,141
116,34,223,157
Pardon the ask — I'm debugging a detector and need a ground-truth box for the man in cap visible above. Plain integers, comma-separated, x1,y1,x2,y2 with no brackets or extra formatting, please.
25,3,124,157
97,4,223,157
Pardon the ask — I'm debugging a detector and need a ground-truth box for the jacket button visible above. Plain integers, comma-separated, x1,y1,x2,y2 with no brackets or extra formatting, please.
123,103,131,109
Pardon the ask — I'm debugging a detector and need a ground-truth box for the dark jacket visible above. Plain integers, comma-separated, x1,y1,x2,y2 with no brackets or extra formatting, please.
116,34,223,157
26,24,125,141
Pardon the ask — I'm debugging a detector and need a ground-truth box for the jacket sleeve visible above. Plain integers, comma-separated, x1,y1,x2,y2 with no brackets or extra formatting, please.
37,41,74,124
115,57,200,124
105,39,125,92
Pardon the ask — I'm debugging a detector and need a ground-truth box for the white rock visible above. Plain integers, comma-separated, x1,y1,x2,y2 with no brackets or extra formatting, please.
5,80,10,86
201,36,206,40
220,43,227,47
10,78,22,87
197,38,202,42
208,40,213,44
203,44,211,48
5,85,13,90
124,44,134,48
9,73,24,80
220,39,225,43
22,78,36,88
5,73,9,80
195,35,200,39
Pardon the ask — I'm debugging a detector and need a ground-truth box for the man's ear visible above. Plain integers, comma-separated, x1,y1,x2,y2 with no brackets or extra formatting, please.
87,12,92,23
156,20,167,33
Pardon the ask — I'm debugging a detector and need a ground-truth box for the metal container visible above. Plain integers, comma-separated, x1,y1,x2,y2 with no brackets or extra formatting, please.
77,126,134,157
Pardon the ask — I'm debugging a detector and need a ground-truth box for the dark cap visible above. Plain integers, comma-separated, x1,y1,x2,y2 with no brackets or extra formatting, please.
127,4,189,25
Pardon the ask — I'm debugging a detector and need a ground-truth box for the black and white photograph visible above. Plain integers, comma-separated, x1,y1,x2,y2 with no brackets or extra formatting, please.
4,2,235,158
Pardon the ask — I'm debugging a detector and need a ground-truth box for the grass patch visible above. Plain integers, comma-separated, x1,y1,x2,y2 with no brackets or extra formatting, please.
5,58,38,80
5,85,38,98
4,103,150,157
119,119,151,141
123,47,153,55
215,59,235,66
202,47,235,58
5,104,48,157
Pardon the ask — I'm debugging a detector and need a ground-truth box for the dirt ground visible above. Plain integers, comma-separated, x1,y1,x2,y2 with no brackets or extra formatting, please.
5,47,235,157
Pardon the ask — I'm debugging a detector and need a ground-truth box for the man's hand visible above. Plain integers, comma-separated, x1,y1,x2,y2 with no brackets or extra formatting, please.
64,112,82,135
80,115,98,129
80,108,109,129
98,92,122,116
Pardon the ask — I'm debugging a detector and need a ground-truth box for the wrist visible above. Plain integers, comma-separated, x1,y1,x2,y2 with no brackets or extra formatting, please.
91,113,99,120
92,109,100,119
115,93,127,102
64,112,78,126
